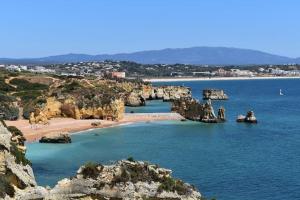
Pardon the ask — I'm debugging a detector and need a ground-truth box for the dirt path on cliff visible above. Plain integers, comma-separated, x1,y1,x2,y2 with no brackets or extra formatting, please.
5,113,184,142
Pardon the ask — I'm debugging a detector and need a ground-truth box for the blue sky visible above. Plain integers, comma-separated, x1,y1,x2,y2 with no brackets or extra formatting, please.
0,0,299,58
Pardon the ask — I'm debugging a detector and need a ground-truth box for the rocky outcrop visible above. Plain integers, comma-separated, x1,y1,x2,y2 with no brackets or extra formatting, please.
172,98,226,123
161,86,191,101
47,160,201,200
30,96,125,123
39,134,71,143
1,121,202,200
91,121,101,127
0,122,38,199
237,111,257,123
203,89,228,100
125,90,146,107
125,85,191,106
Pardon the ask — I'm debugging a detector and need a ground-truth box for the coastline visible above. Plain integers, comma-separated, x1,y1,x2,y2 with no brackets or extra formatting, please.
143,76,300,82
5,113,184,142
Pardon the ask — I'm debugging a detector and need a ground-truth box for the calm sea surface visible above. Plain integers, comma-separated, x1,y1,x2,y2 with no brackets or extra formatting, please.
27,79,300,200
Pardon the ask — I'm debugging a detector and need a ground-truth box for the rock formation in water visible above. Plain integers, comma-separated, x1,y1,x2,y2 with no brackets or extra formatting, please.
161,86,192,101
172,97,226,123
0,122,202,200
125,90,146,107
203,89,228,100
236,111,257,123
39,134,71,143
125,85,192,106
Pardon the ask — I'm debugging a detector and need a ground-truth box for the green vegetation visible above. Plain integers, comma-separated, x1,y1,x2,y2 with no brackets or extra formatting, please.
0,93,19,120
7,126,23,137
10,142,31,166
0,119,7,127
10,79,48,91
0,176,15,198
81,162,103,179
0,78,15,92
157,177,189,195
13,90,43,102
127,157,135,162
62,80,81,93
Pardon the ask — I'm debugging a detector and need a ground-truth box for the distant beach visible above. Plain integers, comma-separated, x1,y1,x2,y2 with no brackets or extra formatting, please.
5,113,184,142
143,76,300,82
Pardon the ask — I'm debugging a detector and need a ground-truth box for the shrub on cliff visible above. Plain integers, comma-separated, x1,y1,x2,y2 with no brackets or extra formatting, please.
0,119,7,127
7,126,23,137
10,79,48,91
0,93,19,120
81,162,103,179
0,78,15,92
127,157,135,162
10,142,31,166
62,81,81,92
0,177,15,198
157,177,189,195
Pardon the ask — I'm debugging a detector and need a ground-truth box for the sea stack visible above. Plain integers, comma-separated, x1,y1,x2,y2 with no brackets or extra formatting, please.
237,111,258,123
203,89,228,100
39,134,72,143
172,97,226,123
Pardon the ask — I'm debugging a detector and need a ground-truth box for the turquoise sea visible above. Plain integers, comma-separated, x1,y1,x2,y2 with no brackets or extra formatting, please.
27,79,300,200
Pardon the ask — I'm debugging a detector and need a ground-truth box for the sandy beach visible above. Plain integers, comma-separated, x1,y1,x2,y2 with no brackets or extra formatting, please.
143,76,300,82
5,113,184,142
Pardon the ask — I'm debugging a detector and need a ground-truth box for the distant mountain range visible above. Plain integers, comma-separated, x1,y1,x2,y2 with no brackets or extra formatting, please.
0,47,299,65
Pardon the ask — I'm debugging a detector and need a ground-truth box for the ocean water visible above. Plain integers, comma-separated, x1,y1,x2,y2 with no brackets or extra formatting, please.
26,79,300,200
125,100,171,113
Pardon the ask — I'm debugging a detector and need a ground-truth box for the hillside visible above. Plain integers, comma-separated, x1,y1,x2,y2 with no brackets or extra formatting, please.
0,47,298,65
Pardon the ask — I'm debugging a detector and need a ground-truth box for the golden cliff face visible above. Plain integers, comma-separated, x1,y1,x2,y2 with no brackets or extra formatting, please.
31,96,125,123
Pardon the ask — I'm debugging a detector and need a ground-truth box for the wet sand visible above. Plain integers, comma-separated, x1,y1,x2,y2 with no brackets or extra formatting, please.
5,113,184,142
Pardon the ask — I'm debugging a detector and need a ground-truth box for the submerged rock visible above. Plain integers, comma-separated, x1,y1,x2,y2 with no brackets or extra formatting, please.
39,134,72,143
203,89,228,100
237,111,258,123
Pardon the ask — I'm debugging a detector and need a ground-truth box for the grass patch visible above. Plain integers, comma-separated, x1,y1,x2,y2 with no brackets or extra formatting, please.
10,79,48,91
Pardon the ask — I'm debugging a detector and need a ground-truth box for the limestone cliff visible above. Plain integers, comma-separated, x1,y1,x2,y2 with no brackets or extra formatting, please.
29,79,126,123
125,85,192,106
161,86,191,102
172,97,226,123
0,122,202,200
31,96,125,123
203,89,228,100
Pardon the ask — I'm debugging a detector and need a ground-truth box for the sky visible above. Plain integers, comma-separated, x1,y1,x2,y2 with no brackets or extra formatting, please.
0,0,299,58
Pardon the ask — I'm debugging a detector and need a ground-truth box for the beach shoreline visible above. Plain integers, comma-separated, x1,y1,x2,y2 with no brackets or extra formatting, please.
5,113,184,142
143,76,300,82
